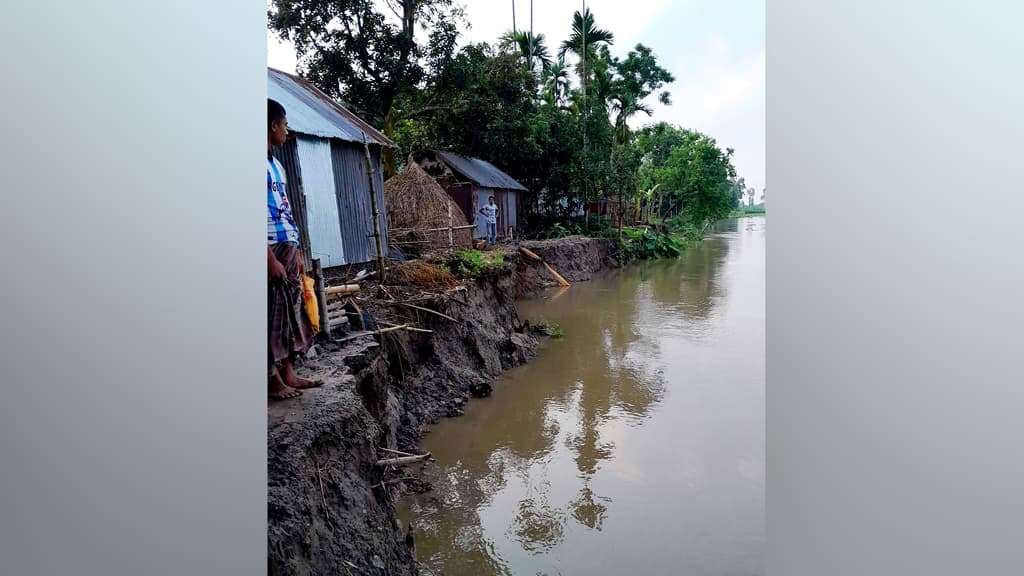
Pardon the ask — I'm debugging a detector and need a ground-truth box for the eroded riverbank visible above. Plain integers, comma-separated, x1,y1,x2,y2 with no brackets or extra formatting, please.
267,236,620,575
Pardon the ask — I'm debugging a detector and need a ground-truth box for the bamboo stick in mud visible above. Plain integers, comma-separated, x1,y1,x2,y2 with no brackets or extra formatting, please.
312,258,331,340
362,134,386,283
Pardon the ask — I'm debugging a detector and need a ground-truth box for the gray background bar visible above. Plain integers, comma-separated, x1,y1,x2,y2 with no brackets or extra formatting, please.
770,1,1024,574
0,1,267,574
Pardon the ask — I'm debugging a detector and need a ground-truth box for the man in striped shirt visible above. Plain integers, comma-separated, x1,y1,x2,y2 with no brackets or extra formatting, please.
268,98,321,400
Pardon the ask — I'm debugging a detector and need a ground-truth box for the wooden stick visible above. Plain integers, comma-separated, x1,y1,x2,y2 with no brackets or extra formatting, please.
544,262,571,287
391,224,476,233
380,321,433,334
348,300,364,330
519,246,543,261
375,453,430,467
448,199,454,249
325,284,360,296
333,324,410,343
378,447,426,458
518,247,570,287
312,259,331,341
391,302,460,323
362,135,386,283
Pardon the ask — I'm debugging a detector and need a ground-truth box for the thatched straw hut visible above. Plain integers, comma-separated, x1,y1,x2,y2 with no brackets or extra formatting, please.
385,159,473,252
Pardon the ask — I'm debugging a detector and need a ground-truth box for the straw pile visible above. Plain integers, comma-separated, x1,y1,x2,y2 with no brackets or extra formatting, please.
385,159,473,251
387,260,458,290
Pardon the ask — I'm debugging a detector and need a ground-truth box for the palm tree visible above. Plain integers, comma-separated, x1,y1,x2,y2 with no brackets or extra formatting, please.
559,8,615,85
500,30,553,75
542,56,571,106
610,90,653,146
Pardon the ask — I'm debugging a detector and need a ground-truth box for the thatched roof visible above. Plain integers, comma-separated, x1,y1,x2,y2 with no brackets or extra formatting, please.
385,159,473,250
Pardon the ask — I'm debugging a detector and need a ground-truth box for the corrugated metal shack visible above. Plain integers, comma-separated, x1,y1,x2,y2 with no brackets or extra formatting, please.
414,150,527,240
268,67,392,268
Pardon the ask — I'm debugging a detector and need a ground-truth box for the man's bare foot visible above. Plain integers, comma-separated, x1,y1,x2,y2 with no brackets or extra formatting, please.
281,359,323,390
288,376,323,389
269,371,302,400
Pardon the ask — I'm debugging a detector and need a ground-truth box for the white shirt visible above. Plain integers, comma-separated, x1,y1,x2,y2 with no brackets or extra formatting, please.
482,203,498,224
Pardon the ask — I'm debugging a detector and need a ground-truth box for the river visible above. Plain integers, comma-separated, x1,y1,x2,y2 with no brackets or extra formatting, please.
398,217,765,575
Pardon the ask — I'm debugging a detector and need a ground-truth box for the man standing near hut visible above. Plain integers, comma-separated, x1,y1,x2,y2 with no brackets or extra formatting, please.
267,98,321,399
480,196,499,245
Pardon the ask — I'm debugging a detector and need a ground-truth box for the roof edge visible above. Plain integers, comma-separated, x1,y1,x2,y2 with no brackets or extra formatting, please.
268,67,396,148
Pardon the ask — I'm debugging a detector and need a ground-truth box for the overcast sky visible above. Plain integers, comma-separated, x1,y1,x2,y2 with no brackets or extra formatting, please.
268,0,764,193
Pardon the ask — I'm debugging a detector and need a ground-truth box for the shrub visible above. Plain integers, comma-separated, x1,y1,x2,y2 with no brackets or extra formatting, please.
447,249,505,278
619,228,682,260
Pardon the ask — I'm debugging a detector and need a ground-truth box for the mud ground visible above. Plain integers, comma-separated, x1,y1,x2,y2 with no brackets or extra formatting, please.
268,236,619,575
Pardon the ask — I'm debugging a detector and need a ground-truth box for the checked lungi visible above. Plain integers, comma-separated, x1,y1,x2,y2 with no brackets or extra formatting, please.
268,242,314,366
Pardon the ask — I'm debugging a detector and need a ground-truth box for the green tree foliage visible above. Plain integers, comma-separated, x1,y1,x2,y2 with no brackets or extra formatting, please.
559,8,615,84
269,5,751,234
652,130,737,231
268,0,465,174
500,30,553,75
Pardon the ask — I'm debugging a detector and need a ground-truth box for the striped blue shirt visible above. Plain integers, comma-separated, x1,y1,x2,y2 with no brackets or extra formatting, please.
268,156,300,245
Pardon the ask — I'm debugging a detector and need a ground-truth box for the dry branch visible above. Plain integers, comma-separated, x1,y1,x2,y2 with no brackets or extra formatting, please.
375,453,431,467
334,324,410,343
389,302,460,323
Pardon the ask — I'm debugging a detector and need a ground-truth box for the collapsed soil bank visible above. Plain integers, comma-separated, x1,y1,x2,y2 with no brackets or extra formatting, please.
268,237,619,575
514,236,619,299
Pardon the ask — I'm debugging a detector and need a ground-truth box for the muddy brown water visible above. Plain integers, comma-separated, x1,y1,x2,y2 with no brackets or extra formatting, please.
398,218,765,576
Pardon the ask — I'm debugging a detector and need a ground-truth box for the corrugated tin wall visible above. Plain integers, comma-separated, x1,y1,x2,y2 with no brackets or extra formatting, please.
296,137,346,267
270,138,313,269
472,187,519,239
330,141,389,265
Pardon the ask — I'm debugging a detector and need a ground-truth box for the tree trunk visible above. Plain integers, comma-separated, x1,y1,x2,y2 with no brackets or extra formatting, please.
382,107,396,178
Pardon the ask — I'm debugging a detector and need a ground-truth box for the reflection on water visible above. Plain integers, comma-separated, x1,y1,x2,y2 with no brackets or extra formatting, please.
398,218,765,576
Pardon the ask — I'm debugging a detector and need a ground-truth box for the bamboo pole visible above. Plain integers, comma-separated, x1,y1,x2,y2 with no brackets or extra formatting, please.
544,262,571,287
334,324,410,344
378,447,423,458
380,321,433,334
312,258,331,340
325,284,360,296
519,247,570,287
448,199,454,250
390,224,476,234
519,246,543,261
362,135,386,283
375,453,430,467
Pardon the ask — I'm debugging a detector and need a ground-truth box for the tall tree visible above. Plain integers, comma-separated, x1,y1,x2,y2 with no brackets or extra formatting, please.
542,56,571,107
559,8,615,84
268,0,464,175
609,44,674,145
500,30,553,75
655,132,737,230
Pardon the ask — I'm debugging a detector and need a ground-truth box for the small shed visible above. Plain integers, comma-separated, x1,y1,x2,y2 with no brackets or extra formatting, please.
384,160,473,251
268,67,392,268
414,150,527,240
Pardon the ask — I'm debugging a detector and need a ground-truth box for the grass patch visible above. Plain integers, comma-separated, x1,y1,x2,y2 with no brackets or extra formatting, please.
445,249,505,278
535,319,564,339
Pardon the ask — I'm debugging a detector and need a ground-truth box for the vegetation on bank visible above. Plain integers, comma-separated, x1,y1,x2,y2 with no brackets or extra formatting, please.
534,319,565,339
730,203,766,218
269,2,759,242
445,249,505,278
